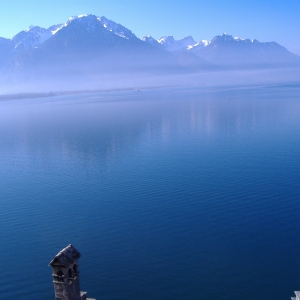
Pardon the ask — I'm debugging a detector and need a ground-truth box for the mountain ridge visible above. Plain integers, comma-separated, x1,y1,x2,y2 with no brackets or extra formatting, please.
0,14,299,91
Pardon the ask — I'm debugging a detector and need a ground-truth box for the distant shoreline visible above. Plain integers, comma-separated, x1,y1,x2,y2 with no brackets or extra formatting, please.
0,84,204,101
0,81,299,102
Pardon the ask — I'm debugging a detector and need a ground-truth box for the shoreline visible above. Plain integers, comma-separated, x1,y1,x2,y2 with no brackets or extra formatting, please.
0,81,299,102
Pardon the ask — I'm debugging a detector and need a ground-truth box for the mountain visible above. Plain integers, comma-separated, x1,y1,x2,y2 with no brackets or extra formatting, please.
144,33,300,68
3,14,202,89
141,36,163,49
140,35,215,70
0,37,13,68
0,23,64,71
0,15,299,91
187,40,210,51
11,25,60,52
9,14,138,54
188,33,300,67
157,35,196,52
98,16,137,40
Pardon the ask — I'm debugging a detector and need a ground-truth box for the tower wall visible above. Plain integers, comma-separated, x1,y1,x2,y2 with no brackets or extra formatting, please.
53,278,81,300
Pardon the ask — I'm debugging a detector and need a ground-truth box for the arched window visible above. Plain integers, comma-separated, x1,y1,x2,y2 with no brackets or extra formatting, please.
57,270,64,282
73,264,78,276
68,268,73,280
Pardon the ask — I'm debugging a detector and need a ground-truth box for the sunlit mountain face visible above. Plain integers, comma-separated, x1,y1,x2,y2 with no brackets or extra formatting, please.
0,14,299,91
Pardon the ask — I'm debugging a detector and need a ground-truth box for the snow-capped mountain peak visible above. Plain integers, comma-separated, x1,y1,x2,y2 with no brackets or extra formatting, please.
46,15,99,36
8,14,141,54
157,35,196,52
158,35,175,44
142,35,156,42
219,33,234,41
188,40,210,50
65,14,97,24
142,36,158,43
67,14,94,22
211,33,266,45
50,14,137,40
141,36,162,48
66,14,99,27
25,25,36,32
12,25,53,51
234,36,245,41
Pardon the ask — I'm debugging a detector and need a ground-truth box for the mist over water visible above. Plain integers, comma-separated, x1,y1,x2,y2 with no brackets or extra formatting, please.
0,85,300,300
1,66,300,95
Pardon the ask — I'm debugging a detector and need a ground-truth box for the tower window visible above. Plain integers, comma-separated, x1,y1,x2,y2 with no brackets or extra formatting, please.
73,264,78,276
57,270,64,282
68,268,73,280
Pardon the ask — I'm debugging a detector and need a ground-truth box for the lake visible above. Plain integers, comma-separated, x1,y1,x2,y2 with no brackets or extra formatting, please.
0,85,300,300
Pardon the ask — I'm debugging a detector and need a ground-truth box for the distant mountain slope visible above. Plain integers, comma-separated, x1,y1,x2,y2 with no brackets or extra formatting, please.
144,33,300,68
189,33,300,67
0,37,13,68
0,14,299,90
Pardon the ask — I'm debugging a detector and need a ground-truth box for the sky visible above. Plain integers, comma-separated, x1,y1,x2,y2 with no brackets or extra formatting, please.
0,0,299,55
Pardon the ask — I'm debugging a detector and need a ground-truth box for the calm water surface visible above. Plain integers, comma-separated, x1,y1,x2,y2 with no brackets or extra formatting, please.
0,86,300,300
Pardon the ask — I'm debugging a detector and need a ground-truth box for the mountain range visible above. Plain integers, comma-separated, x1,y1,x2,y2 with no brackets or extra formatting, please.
0,14,299,91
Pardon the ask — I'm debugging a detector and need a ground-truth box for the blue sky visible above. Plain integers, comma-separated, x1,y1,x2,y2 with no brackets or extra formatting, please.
0,0,299,55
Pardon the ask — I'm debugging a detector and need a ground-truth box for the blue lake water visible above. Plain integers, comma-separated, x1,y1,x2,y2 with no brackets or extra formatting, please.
0,85,300,300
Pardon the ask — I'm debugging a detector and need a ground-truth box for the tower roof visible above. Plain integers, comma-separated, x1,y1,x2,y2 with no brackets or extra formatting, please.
49,244,81,267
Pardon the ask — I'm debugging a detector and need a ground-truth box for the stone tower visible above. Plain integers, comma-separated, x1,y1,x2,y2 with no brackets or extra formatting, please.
49,244,95,300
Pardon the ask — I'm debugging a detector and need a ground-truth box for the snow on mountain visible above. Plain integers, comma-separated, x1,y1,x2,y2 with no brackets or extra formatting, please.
48,23,65,35
65,14,104,34
4,14,186,88
188,32,300,66
142,34,212,53
188,40,210,51
1,13,299,83
10,15,111,53
12,26,53,51
98,16,137,39
210,33,261,45
212,32,235,42
41,14,138,41
35,14,133,54
157,35,196,52
41,14,99,36
141,36,162,48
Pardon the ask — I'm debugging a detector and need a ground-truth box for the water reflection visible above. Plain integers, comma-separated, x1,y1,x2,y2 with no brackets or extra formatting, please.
1,87,300,166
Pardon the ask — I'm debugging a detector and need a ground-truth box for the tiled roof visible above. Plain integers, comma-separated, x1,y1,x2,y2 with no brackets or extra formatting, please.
49,244,81,267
